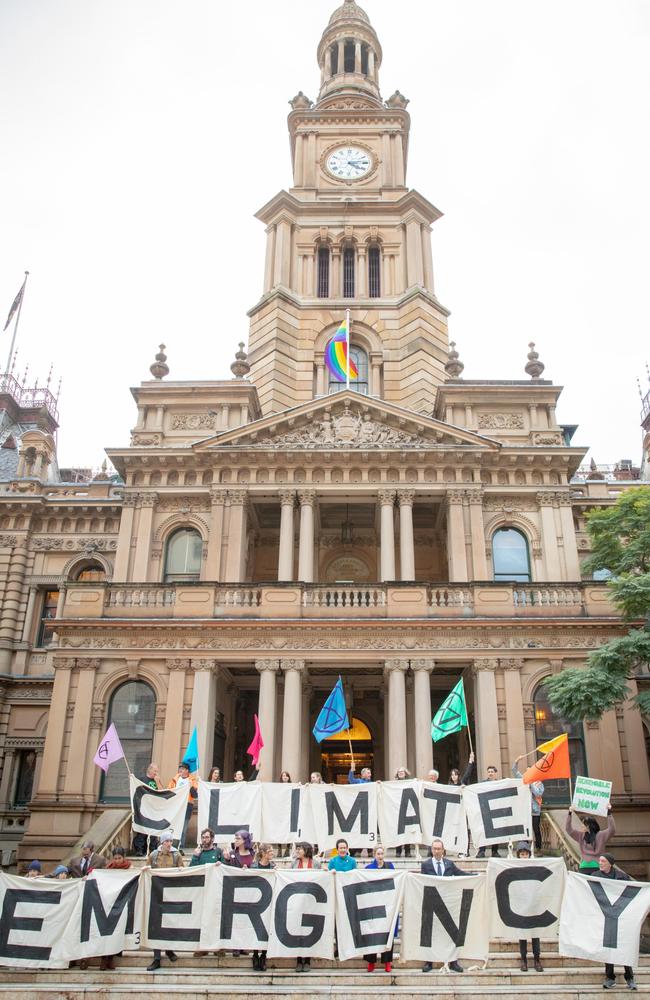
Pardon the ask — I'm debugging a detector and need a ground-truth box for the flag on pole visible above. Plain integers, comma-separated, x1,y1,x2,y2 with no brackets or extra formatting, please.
431,678,468,743
93,723,125,773
181,726,200,773
3,276,27,332
324,317,358,383
247,714,264,767
313,677,349,743
523,732,571,784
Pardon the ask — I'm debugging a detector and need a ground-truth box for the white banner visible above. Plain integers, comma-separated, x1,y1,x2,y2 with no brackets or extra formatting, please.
419,781,468,855
58,868,143,960
0,872,80,968
463,778,532,848
487,857,566,941
267,869,335,959
130,775,189,843
206,865,274,952
334,869,404,961
308,783,378,851
377,781,422,847
141,865,206,951
401,870,489,964
260,783,303,844
197,780,262,846
559,871,650,968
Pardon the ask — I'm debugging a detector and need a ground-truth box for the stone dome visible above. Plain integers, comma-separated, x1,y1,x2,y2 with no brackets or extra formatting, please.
328,0,370,26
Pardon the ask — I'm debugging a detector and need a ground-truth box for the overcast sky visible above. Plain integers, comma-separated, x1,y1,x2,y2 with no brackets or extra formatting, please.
1,0,648,470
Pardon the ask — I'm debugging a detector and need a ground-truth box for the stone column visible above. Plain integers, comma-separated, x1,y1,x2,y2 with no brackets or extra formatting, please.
0,539,29,672
368,47,375,80
357,245,367,296
325,46,332,78
315,362,326,396
278,490,296,581
422,224,435,293
466,488,488,580
0,749,16,808
306,131,317,187
405,217,424,286
557,493,581,580
132,493,158,582
398,489,415,580
20,586,38,643
537,491,561,580
205,489,226,580
34,656,74,796
392,134,405,185
379,489,396,582
412,659,434,777
256,660,279,781
263,225,276,292
190,660,218,778
62,658,99,797
621,680,650,792
500,659,527,763
297,490,316,583
337,39,344,73
224,490,248,582
281,659,305,779
446,490,468,582
473,659,501,775
370,352,382,397
161,659,188,783
294,134,305,187
384,659,408,776
331,249,341,297
354,40,362,72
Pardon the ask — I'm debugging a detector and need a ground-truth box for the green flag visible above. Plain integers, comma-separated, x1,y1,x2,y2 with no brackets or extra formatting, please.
431,678,468,743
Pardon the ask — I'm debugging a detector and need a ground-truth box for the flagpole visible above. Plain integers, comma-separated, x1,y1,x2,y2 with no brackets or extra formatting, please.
345,308,350,391
5,271,29,374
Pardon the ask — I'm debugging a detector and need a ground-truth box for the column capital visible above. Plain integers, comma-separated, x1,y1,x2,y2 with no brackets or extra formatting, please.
209,488,227,506
465,487,484,505
378,489,396,506
281,658,306,673
138,492,159,509
279,489,297,507
297,489,316,507
120,494,138,509
75,657,101,672
536,490,557,507
555,492,573,507
447,489,465,505
384,657,409,674
53,656,75,671
500,658,524,671
411,658,435,673
256,658,280,673
227,489,248,506
168,657,190,671
397,489,415,507
472,657,497,673
191,658,218,673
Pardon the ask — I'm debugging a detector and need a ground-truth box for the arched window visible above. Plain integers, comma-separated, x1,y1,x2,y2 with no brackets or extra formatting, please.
100,680,156,802
317,246,330,298
368,246,381,297
71,561,106,583
533,683,586,805
164,528,202,582
492,527,531,582
343,246,355,298
328,345,369,396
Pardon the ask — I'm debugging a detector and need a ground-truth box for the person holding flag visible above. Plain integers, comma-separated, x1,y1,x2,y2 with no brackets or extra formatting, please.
513,754,544,851
168,727,200,849
313,676,349,743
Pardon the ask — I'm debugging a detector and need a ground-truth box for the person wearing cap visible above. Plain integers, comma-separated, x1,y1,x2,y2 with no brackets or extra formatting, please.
145,831,184,972
69,840,107,878
593,853,637,991
25,860,42,878
514,842,543,972
51,864,69,879
168,761,198,850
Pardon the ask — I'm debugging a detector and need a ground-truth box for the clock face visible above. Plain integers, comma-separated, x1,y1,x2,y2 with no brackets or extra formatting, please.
326,146,372,180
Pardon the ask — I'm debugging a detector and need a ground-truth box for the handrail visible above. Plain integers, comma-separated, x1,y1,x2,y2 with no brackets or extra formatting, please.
540,808,581,869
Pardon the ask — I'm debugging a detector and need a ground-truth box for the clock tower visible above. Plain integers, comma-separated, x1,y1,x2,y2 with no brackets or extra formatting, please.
248,0,450,416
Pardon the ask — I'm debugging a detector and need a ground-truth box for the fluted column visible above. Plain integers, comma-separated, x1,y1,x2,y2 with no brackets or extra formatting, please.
62,658,99,797
466,488,488,580
297,490,316,583
537,491,561,580
398,489,415,580
190,659,218,778
132,493,158,582
35,657,74,796
161,659,189,782
0,538,29,672
557,493,581,580
225,490,248,582
278,490,296,581
473,659,501,774
446,490,468,582
379,490,396,582
281,659,305,779
412,659,434,777
384,659,408,776
500,659,527,763
205,489,226,580
256,660,279,781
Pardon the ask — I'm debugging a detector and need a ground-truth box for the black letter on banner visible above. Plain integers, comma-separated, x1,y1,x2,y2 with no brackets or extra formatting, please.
420,885,473,948
290,788,300,836
422,788,461,837
397,788,421,834
220,875,272,942
0,888,60,961
588,882,641,949
325,790,368,836
80,877,138,941
494,867,556,930
274,882,327,949
342,877,394,949
132,786,176,832
208,788,249,838
478,787,525,840
147,874,204,943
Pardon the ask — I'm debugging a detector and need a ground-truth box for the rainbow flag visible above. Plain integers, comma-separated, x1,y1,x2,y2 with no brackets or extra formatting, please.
324,317,358,383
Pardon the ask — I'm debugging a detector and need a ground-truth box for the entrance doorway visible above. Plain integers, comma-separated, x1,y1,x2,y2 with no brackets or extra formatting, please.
320,716,373,783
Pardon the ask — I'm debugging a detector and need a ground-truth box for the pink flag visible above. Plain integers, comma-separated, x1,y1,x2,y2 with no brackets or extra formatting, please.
246,714,264,767
93,723,125,773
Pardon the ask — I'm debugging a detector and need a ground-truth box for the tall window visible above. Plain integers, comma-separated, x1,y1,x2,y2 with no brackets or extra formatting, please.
492,528,531,582
164,528,202,583
344,39,355,72
330,43,339,74
13,750,37,807
533,683,586,805
317,246,330,298
36,589,59,647
361,43,369,75
343,246,355,298
100,681,156,802
328,345,369,396
368,246,381,297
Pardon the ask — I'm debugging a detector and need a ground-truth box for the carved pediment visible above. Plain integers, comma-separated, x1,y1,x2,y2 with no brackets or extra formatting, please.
252,411,430,450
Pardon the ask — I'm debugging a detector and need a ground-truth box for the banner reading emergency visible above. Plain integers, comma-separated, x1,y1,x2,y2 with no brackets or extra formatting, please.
129,774,189,843
463,778,532,848
401,870,489,964
486,857,566,941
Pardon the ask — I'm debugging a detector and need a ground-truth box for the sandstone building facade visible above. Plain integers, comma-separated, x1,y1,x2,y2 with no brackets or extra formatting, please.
0,0,648,870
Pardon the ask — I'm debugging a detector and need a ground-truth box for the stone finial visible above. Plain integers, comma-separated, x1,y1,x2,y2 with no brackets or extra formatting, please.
587,457,605,481
94,459,109,481
525,341,545,380
231,342,251,379
445,341,464,378
386,90,410,110
150,344,169,380
289,91,312,111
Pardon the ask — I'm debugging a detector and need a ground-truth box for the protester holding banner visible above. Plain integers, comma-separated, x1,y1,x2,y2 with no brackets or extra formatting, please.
133,763,163,856
69,841,107,878
470,763,506,858
565,804,615,871
348,765,371,783
513,756,544,851
25,859,42,878
168,762,198,850
225,829,255,868
593,853,637,990
363,847,397,973
291,842,321,870
394,767,413,859
328,838,357,871
190,827,224,866
251,844,276,971
99,847,132,972
420,837,474,972
51,864,70,879
145,831,183,972
514,842,544,971
207,767,221,783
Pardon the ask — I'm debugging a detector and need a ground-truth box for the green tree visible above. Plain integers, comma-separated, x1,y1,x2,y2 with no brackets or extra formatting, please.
544,486,650,720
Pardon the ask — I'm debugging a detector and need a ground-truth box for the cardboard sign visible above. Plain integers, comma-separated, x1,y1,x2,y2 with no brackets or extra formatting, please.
571,776,612,817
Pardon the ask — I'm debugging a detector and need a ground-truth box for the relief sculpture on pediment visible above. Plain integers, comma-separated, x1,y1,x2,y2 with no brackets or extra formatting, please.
250,412,430,449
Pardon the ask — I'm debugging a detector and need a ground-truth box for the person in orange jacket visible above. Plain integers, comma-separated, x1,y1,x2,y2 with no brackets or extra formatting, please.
168,761,198,849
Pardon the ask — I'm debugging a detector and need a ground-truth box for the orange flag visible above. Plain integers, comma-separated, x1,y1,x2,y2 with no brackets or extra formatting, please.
522,733,571,784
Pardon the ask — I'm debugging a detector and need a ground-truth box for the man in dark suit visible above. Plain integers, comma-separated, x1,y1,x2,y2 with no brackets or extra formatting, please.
68,840,107,878
421,837,476,974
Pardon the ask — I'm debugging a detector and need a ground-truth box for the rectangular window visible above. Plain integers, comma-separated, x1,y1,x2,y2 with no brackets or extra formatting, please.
36,589,59,647
368,246,381,297
14,749,37,807
317,247,330,298
343,247,355,298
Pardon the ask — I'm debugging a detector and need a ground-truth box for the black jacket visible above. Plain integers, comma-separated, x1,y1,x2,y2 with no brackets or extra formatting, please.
590,865,631,882
421,857,475,877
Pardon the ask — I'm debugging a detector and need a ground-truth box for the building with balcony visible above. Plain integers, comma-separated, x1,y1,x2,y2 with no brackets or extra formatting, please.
0,0,648,868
